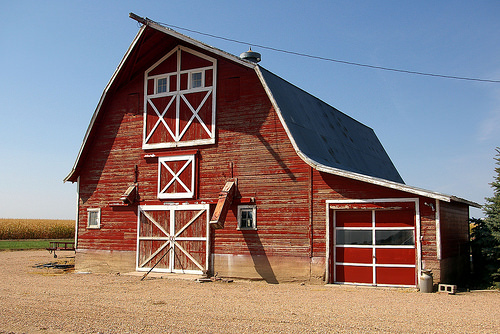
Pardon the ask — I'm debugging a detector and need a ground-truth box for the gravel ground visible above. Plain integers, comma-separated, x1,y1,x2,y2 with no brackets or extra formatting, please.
0,250,499,334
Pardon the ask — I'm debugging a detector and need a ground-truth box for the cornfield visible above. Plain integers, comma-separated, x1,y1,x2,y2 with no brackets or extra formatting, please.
0,219,75,240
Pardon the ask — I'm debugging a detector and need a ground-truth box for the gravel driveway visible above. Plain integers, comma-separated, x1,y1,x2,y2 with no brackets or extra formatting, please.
0,250,499,333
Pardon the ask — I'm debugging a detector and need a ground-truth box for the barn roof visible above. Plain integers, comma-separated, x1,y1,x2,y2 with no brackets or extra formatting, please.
64,16,479,208
257,67,403,184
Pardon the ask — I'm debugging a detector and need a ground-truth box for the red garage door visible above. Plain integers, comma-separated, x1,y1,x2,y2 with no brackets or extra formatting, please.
333,205,416,287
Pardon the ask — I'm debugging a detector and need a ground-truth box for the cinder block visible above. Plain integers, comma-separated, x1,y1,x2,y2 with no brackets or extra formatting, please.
438,284,457,294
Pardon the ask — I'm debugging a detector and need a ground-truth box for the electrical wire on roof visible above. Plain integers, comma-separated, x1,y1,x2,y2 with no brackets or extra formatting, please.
155,20,500,84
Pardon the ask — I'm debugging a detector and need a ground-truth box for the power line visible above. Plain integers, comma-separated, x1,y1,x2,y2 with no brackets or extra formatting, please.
157,21,500,84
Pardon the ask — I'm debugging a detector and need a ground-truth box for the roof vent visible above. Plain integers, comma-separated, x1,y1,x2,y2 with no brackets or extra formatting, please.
239,48,261,63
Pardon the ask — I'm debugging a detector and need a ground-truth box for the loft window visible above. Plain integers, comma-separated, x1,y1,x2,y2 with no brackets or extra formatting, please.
191,72,202,88
158,155,196,199
157,77,168,94
87,208,101,229
238,205,257,230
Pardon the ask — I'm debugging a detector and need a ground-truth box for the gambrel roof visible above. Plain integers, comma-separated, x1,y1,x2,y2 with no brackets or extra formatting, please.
65,16,479,207
258,67,403,184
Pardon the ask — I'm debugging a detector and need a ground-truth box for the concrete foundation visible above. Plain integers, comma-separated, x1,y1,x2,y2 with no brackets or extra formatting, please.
213,253,326,283
75,249,136,274
76,249,327,283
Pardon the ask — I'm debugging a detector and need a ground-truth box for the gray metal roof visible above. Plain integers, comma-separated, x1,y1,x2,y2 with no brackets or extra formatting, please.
258,67,404,184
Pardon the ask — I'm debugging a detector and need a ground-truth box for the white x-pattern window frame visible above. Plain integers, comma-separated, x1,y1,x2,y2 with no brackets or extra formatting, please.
157,155,196,199
143,45,217,149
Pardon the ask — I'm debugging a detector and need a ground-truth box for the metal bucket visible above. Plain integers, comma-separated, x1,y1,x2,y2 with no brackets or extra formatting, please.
420,269,433,293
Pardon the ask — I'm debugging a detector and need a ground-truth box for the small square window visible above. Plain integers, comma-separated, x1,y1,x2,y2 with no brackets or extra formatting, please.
238,205,256,230
87,208,101,229
157,77,168,93
191,72,202,88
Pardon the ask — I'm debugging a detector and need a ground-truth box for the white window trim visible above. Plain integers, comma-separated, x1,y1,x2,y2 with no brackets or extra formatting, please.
143,45,217,149
87,208,101,229
189,70,204,89
155,76,169,94
157,155,195,199
237,205,257,230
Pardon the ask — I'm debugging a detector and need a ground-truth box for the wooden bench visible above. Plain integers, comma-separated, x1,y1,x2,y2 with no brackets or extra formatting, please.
46,241,75,258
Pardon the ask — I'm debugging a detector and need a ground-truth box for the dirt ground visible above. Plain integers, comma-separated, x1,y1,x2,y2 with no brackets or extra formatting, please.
0,250,499,334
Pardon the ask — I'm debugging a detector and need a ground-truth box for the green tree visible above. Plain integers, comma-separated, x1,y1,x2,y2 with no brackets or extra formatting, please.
472,147,500,287
470,217,496,287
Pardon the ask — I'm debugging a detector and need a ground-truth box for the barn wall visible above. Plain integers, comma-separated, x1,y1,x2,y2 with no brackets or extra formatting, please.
77,73,144,253
439,201,470,285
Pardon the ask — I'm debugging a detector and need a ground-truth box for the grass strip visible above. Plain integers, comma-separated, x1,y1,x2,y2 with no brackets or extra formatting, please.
0,239,74,250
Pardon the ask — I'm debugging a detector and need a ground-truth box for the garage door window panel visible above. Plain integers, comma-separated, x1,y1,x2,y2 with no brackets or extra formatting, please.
375,230,415,246
336,230,372,245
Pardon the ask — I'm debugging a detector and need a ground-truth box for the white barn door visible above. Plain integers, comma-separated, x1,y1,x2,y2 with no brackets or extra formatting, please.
137,204,210,274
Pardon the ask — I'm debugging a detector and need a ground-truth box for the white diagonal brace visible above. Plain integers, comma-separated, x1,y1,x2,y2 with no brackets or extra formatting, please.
145,96,176,143
139,240,171,268
178,91,212,140
160,159,192,194
174,209,205,238
174,242,204,271
142,211,170,237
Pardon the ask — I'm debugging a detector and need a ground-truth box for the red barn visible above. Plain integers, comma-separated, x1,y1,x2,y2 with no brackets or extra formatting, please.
65,16,478,287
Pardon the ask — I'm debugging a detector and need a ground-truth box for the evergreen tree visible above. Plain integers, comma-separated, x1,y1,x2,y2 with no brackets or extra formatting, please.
479,147,500,285
470,217,495,286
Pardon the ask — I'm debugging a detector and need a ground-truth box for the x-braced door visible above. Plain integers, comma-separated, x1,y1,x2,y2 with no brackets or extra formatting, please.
137,204,210,274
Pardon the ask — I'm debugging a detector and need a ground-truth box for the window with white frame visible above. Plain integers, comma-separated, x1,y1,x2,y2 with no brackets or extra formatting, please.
191,71,203,88
87,208,101,229
156,77,168,94
238,205,257,230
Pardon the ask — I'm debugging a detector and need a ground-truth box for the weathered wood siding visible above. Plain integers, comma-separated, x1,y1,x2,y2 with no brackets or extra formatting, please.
439,201,470,284
77,72,144,251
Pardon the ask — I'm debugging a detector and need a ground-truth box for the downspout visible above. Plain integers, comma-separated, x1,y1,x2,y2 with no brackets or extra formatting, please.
435,199,441,261
309,166,313,258
309,167,314,280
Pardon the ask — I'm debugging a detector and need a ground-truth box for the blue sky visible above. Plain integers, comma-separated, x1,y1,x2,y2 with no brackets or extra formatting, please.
1,1,499,219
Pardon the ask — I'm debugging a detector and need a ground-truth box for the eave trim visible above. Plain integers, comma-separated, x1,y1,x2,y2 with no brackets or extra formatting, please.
144,20,255,69
64,26,147,183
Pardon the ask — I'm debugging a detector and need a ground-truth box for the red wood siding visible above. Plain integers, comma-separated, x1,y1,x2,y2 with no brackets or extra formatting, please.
77,72,144,251
420,200,439,277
